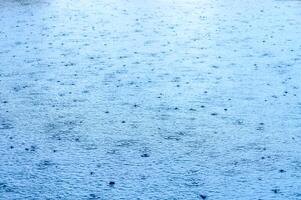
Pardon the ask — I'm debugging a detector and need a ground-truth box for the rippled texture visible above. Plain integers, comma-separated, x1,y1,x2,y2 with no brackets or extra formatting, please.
0,0,301,199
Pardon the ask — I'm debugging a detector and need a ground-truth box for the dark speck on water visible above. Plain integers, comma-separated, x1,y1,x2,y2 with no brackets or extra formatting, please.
141,153,150,158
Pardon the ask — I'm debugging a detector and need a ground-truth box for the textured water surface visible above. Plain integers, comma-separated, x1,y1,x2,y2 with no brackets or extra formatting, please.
0,0,301,199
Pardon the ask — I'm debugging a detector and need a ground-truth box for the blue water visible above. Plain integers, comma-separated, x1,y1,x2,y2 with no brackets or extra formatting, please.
0,0,301,199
